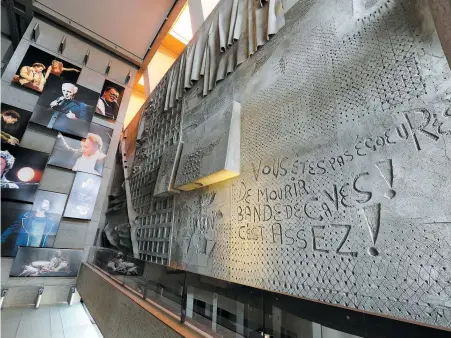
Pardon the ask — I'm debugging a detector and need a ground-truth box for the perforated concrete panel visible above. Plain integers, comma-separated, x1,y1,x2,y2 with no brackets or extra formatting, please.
127,0,451,330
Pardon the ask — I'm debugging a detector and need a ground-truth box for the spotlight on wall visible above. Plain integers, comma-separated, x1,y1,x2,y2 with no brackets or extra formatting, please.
83,49,90,66
0,289,8,309
105,60,112,75
58,36,66,54
125,70,131,85
31,23,40,41
35,287,44,309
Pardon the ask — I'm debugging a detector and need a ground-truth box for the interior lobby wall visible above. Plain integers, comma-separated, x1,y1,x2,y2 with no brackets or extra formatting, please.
124,0,451,331
1,15,138,307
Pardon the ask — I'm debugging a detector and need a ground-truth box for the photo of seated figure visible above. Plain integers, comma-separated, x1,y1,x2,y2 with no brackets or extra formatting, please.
30,75,99,138
9,247,83,277
12,63,47,92
1,104,33,146
48,123,113,176
95,80,125,120
11,45,81,93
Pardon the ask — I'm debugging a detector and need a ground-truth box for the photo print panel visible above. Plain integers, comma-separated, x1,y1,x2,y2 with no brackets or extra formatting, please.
95,80,125,120
1,104,33,146
64,172,102,219
48,123,113,176
1,144,49,202
31,75,99,138
94,250,144,276
1,201,32,257
12,45,81,93
10,247,83,277
0,191,67,257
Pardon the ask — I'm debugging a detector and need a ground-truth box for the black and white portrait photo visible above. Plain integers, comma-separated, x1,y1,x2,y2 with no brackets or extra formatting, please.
1,104,33,146
1,145,49,202
64,172,102,220
10,247,83,277
30,75,99,138
11,46,81,94
48,123,113,176
1,191,67,257
95,80,125,120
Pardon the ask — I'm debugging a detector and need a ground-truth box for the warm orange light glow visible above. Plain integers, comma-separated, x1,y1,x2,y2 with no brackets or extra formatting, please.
138,75,145,86
177,169,239,191
17,167,35,182
169,4,192,44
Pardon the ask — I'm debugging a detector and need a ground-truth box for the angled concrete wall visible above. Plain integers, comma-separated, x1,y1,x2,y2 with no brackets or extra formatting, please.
124,0,451,331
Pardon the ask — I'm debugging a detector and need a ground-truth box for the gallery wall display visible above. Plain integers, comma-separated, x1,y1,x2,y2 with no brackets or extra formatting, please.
1,144,49,202
1,191,67,257
48,123,113,176
64,172,102,220
1,104,33,146
12,45,81,93
10,247,83,277
95,80,125,120
31,74,99,138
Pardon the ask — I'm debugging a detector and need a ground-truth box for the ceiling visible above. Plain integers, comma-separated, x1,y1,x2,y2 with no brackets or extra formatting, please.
34,0,177,61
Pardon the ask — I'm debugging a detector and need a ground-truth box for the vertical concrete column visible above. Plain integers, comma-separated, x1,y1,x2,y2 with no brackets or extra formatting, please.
143,67,152,97
186,286,195,318
429,0,451,67
188,0,205,36
272,306,282,338
211,293,218,331
236,301,245,337
312,322,322,338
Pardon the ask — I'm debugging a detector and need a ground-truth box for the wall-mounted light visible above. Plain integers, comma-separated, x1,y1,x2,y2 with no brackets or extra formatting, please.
31,23,40,41
83,49,90,65
58,36,66,54
125,70,131,85
105,60,111,75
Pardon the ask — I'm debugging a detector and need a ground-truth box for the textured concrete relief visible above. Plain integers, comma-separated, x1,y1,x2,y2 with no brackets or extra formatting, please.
164,0,285,111
171,180,231,279
153,141,183,197
174,101,241,191
170,0,451,329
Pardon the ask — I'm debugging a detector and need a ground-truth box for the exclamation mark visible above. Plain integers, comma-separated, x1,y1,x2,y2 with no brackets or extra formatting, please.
362,203,381,256
375,159,396,199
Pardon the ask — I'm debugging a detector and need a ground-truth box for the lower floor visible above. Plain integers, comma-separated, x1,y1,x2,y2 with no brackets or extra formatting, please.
1,303,103,338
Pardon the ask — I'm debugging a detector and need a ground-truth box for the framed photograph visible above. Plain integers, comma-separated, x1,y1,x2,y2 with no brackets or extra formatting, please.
1,104,33,146
30,74,99,138
10,247,83,277
11,45,81,93
1,144,49,202
94,250,144,276
48,123,113,176
64,172,102,220
1,191,67,257
95,80,125,120
1,201,32,257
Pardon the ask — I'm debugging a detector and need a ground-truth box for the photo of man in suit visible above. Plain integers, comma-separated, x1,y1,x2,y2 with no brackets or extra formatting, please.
47,83,87,128
30,75,99,138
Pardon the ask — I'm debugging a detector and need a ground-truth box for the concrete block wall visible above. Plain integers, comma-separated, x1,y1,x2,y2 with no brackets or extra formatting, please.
0,15,139,307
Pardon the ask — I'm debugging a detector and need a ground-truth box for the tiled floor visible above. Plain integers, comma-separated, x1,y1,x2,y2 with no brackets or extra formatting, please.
1,303,103,338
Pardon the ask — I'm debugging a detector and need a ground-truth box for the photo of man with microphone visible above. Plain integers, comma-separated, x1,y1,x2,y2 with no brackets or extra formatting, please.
30,74,98,138
96,80,124,120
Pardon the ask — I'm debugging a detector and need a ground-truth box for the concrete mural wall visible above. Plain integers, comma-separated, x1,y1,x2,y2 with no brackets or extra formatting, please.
1,16,138,306
125,0,451,330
